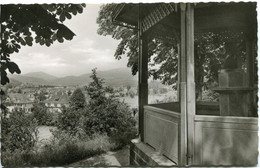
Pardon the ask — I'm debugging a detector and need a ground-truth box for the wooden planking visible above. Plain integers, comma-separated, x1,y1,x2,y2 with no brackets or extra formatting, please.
138,4,148,142
144,106,180,164
144,105,180,118
245,34,256,117
194,11,249,32
194,115,258,165
194,3,256,33
142,3,177,32
194,115,258,123
113,3,256,34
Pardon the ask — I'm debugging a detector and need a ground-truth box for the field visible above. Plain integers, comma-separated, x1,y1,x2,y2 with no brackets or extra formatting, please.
122,90,178,109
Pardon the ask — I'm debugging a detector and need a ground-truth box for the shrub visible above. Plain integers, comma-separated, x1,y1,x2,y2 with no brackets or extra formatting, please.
69,88,86,111
56,68,137,148
57,106,83,136
1,109,38,152
45,112,59,126
82,68,137,145
128,89,135,98
81,98,136,143
31,102,51,125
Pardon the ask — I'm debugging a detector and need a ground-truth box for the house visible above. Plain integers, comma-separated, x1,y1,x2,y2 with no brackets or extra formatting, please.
112,3,257,166
6,93,34,113
44,91,69,113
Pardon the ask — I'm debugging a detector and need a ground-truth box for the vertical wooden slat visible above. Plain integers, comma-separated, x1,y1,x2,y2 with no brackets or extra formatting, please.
186,3,195,165
138,4,148,142
245,36,255,117
179,3,187,166
177,43,180,102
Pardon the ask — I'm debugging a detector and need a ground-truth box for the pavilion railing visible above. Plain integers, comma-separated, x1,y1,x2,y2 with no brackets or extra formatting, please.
143,102,257,166
193,115,258,165
143,104,180,164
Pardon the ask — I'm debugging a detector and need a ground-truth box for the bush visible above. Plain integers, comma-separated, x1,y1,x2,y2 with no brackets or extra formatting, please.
31,102,51,125
1,109,38,152
82,68,137,145
45,112,59,126
54,68,137,157
81,98,136,146
57,106,83,136
128,89,135,98
69,88,86,111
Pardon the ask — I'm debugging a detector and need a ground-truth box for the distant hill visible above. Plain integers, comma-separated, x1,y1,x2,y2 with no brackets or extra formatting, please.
49,75,90,86
95,68,138,87
24,72,57,81
9,68,138,87
10,74,48,85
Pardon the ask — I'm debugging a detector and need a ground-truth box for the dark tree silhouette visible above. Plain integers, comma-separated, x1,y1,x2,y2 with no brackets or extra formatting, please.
69,88,86,110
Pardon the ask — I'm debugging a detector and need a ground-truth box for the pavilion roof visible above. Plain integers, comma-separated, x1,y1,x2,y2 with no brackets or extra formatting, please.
112,3,257,36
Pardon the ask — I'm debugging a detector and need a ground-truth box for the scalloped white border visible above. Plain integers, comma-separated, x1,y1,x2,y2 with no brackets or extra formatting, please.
0,0,258,4
0,0,259,167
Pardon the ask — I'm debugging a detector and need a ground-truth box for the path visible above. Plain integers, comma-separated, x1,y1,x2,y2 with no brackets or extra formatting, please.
36,126,56,148
68,146,130,166
38,126,55,141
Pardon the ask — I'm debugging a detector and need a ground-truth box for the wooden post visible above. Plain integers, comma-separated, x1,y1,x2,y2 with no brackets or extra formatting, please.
186,3,195,165
177,43,181,102
138,4,148,142
179,3,195,165
179,3,187,165
245,33,256,117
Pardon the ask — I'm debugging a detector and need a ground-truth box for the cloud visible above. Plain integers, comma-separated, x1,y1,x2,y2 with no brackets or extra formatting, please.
10,4,128,77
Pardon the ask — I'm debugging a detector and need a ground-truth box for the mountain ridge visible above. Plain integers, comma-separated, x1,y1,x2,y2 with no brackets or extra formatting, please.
23,72,57,81
10,68,138,87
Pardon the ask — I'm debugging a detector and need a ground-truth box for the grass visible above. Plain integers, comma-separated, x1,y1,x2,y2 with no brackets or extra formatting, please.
2,134,116,167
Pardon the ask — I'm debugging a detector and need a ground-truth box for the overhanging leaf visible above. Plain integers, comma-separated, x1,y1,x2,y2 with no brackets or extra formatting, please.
7,62,21,74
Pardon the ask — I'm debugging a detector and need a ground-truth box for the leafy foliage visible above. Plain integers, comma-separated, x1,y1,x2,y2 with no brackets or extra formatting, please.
97,4,139,75
1,109,38,152
201,90,219,102
1,4,85,85
31,102,51,125
35,91,47,102
0,4,86,112
97,4,248,99
57,68,136,145
57,88,86,134
83,68,136,143
69,88,86,111
57,106,84,136
85,68,107,106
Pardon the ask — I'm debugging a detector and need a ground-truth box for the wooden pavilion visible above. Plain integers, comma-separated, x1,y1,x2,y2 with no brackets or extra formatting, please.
112,2,258,166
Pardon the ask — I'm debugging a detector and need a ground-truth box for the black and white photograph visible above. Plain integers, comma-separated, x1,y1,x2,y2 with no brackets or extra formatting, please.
0,1,258,167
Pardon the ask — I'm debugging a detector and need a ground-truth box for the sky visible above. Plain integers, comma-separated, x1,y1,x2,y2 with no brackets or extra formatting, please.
11,4,129,77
